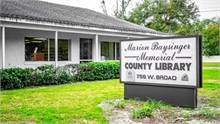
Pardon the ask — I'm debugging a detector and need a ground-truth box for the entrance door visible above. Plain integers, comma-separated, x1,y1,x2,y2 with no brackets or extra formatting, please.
80,38,92,63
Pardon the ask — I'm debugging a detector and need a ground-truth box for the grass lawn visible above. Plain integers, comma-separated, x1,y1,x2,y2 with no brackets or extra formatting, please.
0,69,219,123
0,80,123,124
203,69,220,81
199,68,219,108
203,62,220,67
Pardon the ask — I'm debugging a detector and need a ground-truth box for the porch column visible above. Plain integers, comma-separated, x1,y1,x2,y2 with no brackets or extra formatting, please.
95,34,99,62
2,27,5,68
55,31,58,67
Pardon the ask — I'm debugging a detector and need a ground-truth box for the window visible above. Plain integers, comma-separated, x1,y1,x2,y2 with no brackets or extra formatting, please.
25,37,69,61
80,38,92,61
116,42,120,60
101,42,120,60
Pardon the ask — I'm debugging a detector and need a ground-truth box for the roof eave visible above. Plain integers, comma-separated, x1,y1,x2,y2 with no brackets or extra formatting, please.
0,17,169,37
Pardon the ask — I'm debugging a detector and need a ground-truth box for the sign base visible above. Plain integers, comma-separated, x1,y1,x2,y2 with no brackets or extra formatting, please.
124,84,197,108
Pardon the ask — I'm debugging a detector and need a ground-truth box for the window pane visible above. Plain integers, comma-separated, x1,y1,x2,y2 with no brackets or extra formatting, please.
25,38,70,61
48,39,69,61
101,42,115,60
80,38,92,59
116,42,120,60
49,39,55,61
58,39,69,61
25,37,47,61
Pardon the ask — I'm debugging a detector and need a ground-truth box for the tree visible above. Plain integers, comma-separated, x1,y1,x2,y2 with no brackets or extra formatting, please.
175,18,216,35
114,0,132,20
202,24,220,56
100,0,108,15
128,0,200,34
175,17,219,56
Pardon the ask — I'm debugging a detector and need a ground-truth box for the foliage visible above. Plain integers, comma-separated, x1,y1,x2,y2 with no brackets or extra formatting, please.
145,99,163,109
132,105,153,118
34,65,74,86
114,0,132,20
176,18,220,56
34,64,57,85
114,100,126,108
202,24,220,56
64,63,80,76
0,68,34,90
0,65,75,90
131,100,163,119
126,0,218,56
175,18,217,35
128,0,199,33
75,61,120,81
181,107,219,120
196,108,218,119
0,62,120,90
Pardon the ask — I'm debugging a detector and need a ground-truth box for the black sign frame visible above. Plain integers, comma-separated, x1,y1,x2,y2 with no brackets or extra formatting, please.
120,35,202,88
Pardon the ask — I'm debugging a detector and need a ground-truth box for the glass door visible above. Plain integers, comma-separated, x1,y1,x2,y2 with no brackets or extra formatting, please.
80,38,93,62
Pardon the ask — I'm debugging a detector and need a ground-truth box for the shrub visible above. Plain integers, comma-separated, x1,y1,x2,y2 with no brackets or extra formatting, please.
0,68,34,90
34,65,57,85
0,64,76,90
56,66,75,84
0,61,120,90
75,61,120,81
64,64,80,76
34,65,75,86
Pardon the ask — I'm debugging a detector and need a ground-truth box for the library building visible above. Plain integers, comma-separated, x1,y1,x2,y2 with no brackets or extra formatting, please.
0,0,166,68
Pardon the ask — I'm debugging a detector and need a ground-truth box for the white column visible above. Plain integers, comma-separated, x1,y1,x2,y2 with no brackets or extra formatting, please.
2,27,5,68
55,31,58,67
95,34,99,62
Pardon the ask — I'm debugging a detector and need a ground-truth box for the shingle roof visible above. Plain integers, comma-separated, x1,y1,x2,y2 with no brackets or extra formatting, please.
0,0,165,35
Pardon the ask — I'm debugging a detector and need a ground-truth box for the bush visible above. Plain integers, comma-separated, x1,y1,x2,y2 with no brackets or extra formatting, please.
56,66,75,84
0,61,120,90
0,68,34,90
34,64,75,86
0,64,76,90
34,64,57,85
75,61,120,81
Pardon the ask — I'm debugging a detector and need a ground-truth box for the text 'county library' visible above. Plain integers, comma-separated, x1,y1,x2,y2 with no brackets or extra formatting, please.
0,0,167,68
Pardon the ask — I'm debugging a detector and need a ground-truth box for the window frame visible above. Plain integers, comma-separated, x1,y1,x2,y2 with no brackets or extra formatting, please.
24,37,71,62
101,41,120,61
79,38,93,63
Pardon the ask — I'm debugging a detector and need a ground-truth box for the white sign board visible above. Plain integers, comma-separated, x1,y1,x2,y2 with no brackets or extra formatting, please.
120,36,202,88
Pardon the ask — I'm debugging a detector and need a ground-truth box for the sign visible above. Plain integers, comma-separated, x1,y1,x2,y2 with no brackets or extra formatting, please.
120,35,202,88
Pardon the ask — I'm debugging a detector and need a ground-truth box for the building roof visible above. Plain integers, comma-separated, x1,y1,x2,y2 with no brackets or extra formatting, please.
0,0,165,35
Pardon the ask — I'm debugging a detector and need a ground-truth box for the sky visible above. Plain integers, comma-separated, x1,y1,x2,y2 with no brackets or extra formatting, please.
40,0,220,20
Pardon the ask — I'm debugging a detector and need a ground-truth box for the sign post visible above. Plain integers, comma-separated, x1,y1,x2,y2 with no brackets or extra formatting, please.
120,35,202,108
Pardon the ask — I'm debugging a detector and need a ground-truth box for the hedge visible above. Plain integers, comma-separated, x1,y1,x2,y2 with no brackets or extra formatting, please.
75,61,120,81
0,61,120,90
